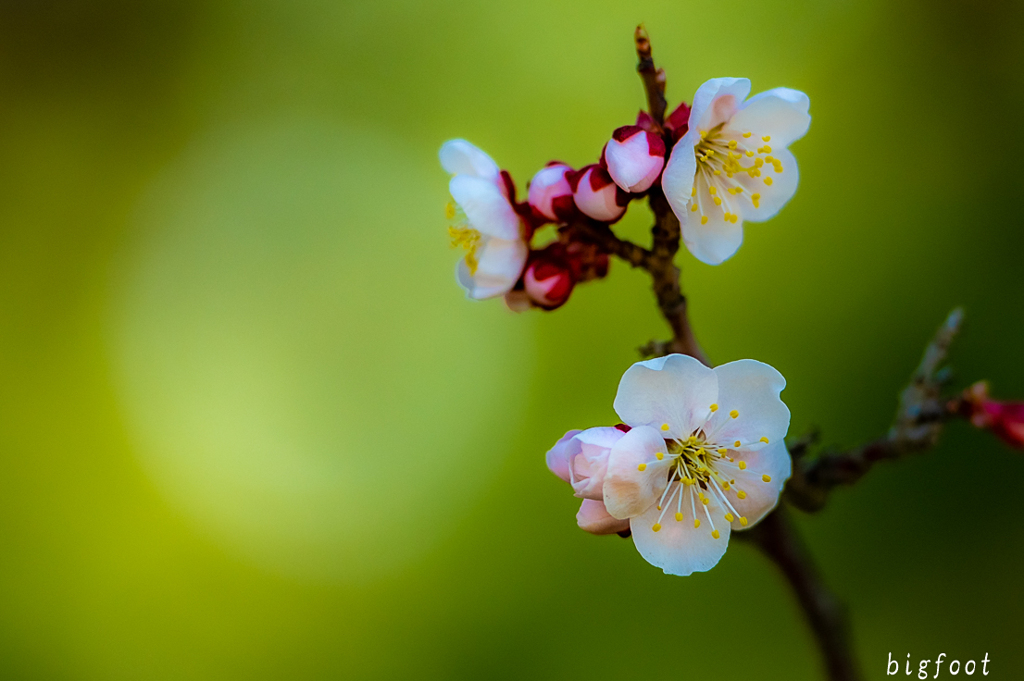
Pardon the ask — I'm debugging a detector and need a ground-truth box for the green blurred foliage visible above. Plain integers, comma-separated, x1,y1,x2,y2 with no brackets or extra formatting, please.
1,0,1023,678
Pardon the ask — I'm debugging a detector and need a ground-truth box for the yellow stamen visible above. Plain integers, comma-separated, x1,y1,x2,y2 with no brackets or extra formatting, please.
675,512,683,522
694,519,701,528
652,523,662,532
656,452,664,460
734,440,742,447
712,530,720,539
740,516,748,526
710,403,719,412
701,215,708,225
729,410,739,418
762,474,772,483
637,463,647,472
445,202,457,219
764,177,774,186
738,461,747,470
742,132,752,138
762,135,771,142
724,513,734,522
737,490,747,499
760,436,770,444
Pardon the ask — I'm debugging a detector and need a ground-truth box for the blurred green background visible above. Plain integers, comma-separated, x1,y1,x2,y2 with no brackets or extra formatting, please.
1,0,1022,678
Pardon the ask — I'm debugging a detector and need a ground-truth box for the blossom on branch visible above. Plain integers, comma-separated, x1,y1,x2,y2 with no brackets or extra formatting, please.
440,139,530,299
568,164,630,223
547,354,792,576
662,78,811,265
527,162,576,222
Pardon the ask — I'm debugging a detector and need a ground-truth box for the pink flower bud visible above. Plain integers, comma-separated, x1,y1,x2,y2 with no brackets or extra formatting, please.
960,381,1024,448
567,164,629,223
523,248,575,310
576,499,630,535
603,125,666,193
545,427,625,500
527,163,575,222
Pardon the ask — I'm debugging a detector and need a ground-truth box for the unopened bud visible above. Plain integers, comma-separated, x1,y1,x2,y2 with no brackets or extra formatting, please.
527,162,575,222
603,125,666,193
567,164,629,223
524,249,575,310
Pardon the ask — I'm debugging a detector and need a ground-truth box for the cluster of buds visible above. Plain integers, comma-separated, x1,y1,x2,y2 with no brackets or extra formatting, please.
954,381,1024,448
440,77,811,311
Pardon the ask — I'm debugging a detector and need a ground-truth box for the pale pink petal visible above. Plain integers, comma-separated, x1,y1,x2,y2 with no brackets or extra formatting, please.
577,499,630,535
734,146,800,223
661,128,699,226
688,78,752,132
545,429,582,484
527,164,573,221
570,427,625,500
728,88,810,149
612,354,718,439
455,236,528,300
602,426,670,519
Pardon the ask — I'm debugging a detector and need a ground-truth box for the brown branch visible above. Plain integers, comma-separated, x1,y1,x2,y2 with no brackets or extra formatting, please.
785,308,964,512
737,509,861,681
634,25,667,127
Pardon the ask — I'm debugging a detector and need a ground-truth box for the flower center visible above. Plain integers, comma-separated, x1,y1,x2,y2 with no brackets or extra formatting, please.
689,124,784,225
646,405,775,538
446,201,481,275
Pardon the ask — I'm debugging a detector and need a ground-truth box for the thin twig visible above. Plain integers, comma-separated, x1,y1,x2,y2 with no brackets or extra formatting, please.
785,309,964,511
736,509,861,681
634,25,667,127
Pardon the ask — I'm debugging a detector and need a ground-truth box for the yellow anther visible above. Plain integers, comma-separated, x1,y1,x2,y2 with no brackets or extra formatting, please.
724,513,734,522
710,403,719,412
742,132,752,138
690,203,698,212
714,169,721,175
445,202,457,219
752,193,761,201
637,463,647,471
713,197,722,206
729,410,739,418
694,519,701,528
734,440,742,447
760,436,770,444
762,474,772,483
712,530,720,539
675,512,683,522
709,186,717,195
746,151,754,158
762,145,772,153
730,214,738,223
702,496,710,505
762,135,771,142
691,185,697,197
700,130,708,138
701,215,708,225
722,482,730,490
765,156,774,163
734,186,743,193
740,516,748,526
764,177,774,186
661,423,670,431
723,212,732,221
738,461,747,470
652,523,662,532
737,490,747,499
754,158,764,168
656,452,664,460
687,435,698,444
717,448,727,455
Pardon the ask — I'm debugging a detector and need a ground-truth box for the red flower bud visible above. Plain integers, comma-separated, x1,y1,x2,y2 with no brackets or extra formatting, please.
959,381,1024,448
523,249,575,310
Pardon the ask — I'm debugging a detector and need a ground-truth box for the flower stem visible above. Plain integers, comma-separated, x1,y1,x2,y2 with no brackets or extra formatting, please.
737,508,862,681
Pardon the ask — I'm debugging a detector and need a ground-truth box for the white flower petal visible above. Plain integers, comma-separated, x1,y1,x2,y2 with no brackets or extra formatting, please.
728,440,791,529
661,128,699,223
689,78,752,132
455,236,528,300
439,138,500,181
570,427,625,500
449,175,521,241
613,354,718,438
735,146,800,223
706,360,790,452
729,88,810,149
602,426,670,519
680,204,744,266
630,485,731,576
